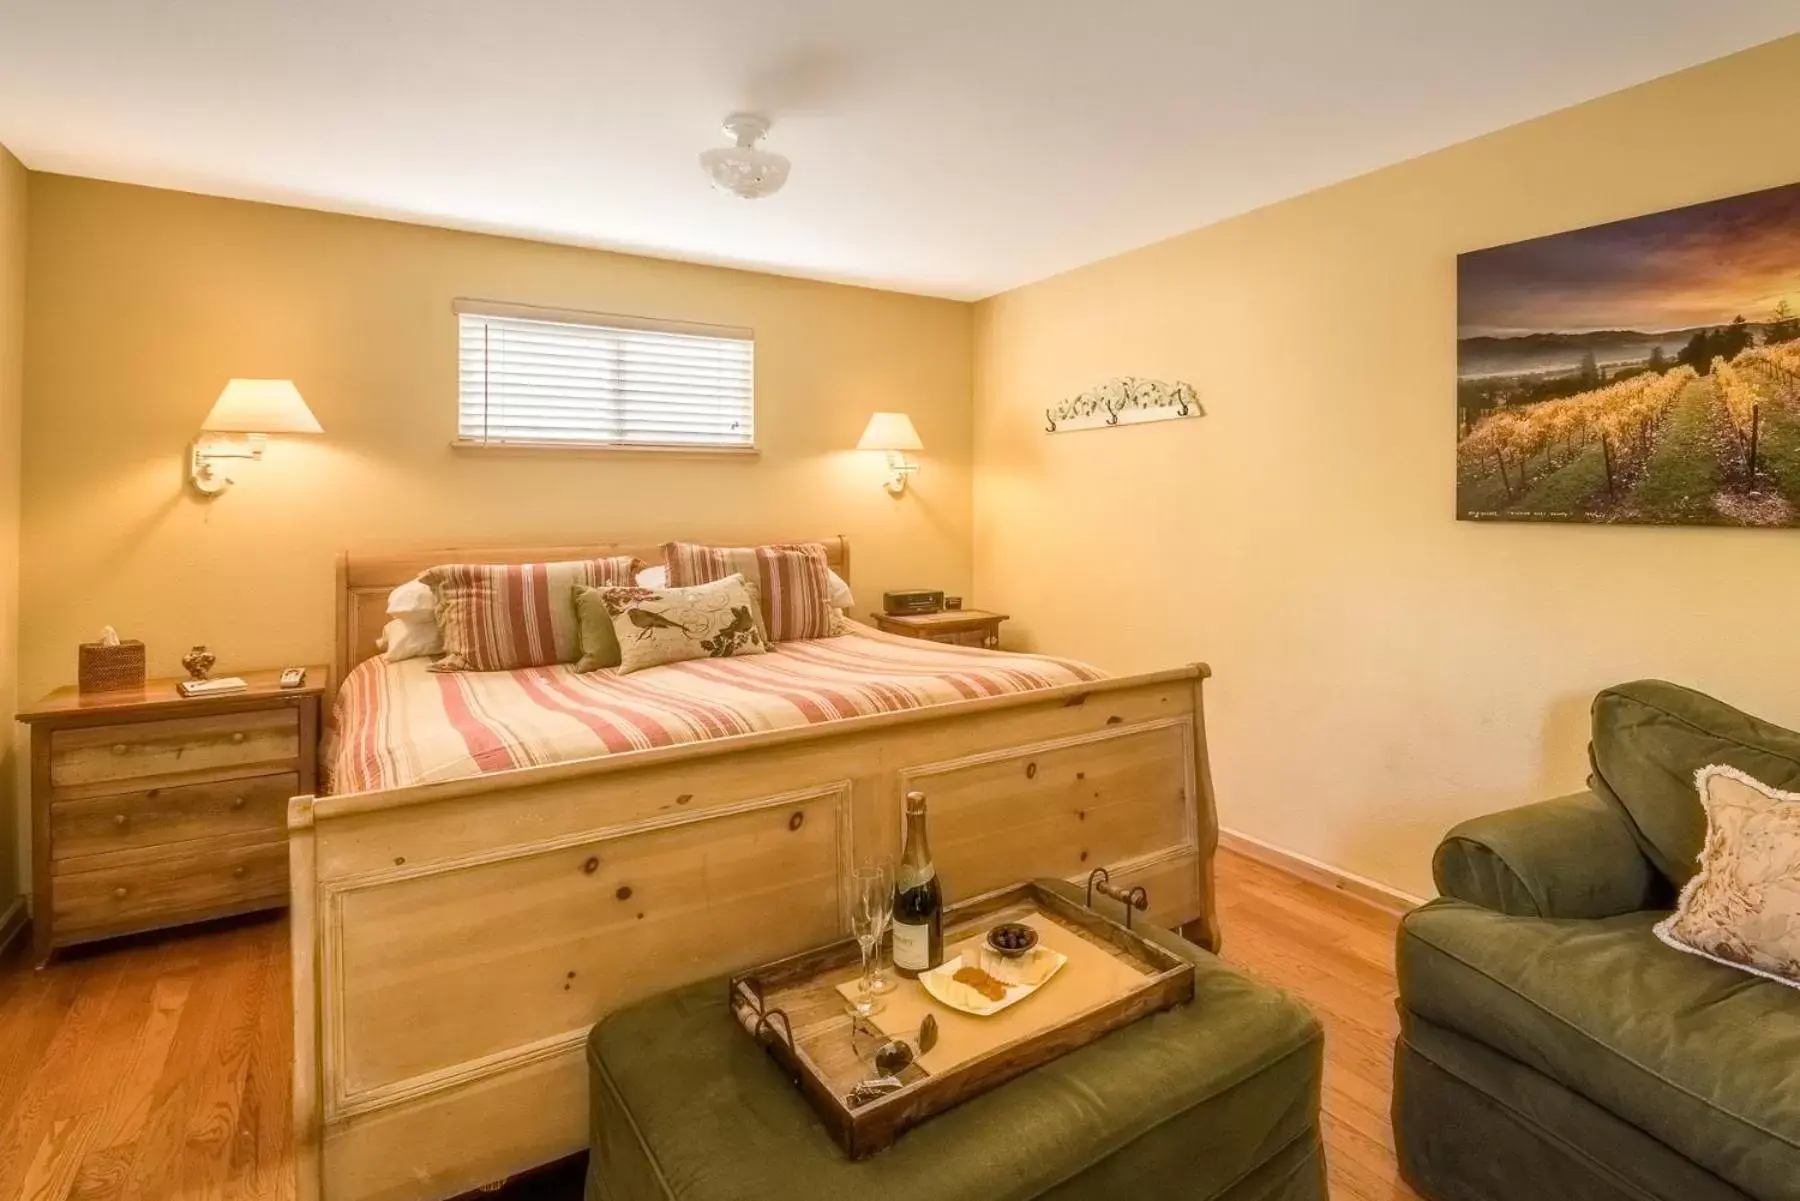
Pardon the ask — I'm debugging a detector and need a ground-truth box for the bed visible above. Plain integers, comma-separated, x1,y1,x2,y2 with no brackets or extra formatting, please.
288,537,1220,1201
326,621,1110,794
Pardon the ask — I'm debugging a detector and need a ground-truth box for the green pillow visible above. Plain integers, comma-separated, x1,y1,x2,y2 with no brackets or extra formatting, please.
573,584,624,672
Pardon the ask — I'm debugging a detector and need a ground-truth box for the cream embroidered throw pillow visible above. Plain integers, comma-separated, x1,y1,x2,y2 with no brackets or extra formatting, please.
601,575,767,675
1654,765,1800,989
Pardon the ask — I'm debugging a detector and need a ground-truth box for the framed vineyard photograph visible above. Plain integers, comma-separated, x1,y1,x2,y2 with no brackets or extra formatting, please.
1457,180,1800,526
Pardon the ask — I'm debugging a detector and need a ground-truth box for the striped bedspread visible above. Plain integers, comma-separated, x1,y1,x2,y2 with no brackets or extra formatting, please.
326,622,1105,794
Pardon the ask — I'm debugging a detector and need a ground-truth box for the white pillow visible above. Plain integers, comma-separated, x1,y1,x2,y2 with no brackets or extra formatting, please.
387,579,436,619
639,564,852,607
826,570,854,610
380,616,443,662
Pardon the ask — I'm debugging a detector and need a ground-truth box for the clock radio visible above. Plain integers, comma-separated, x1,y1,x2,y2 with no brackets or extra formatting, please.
882,589,945,615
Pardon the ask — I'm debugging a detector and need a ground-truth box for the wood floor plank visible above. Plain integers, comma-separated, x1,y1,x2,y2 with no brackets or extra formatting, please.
0,957,128,1201
71,970,193,1201
225,930,294,1201
120,935,250,1201
182,926,273,1201
1215,847,1425,1201
19,1113,101,1201
0,971,76,1130
0,847,1425,1200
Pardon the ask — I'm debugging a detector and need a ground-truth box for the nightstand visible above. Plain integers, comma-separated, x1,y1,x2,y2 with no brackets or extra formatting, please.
872,609,1008,649
18,666,327,964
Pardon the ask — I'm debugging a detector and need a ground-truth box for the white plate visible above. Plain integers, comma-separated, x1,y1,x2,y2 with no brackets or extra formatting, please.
918,945,1068,1016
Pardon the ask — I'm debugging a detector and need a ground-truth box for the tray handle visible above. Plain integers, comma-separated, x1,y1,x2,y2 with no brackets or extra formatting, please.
730,976,799,1084
1085,868,1149,931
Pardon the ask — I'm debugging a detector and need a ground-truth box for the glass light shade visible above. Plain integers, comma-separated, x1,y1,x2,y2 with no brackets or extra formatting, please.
200,379,322,434
700,113,791,200
700,146,791,199
856,412,923,452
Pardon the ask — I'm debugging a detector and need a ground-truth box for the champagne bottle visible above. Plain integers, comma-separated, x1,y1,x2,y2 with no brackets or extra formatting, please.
891,790,944,977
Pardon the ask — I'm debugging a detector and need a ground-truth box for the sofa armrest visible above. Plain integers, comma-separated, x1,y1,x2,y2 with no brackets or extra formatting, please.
1432,790,1663,919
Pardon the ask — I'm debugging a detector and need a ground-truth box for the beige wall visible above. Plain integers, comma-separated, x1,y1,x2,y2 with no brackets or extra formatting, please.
17,36,1800,907
20,176,973,717
0,145,24,912
973,35,1800,898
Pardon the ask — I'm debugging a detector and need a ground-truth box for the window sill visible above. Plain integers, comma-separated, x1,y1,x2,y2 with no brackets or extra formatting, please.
450,439,761,461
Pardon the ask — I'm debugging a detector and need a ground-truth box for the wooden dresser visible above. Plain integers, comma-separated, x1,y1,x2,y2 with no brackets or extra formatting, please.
18,666,326,964
872,608,1008,649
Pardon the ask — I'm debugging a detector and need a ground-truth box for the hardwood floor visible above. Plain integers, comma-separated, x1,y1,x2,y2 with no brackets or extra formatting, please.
0,848,1424,1200
1217,852,1424,1201
0,914,290,1201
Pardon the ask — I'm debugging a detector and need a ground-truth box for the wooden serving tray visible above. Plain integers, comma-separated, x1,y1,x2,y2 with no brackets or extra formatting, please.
727,878,1196,1159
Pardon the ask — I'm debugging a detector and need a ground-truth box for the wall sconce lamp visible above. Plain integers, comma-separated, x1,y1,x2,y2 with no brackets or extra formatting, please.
189,379,323,496
856,412,923,496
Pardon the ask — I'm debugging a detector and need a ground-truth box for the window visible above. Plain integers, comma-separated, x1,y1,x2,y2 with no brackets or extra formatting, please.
455,301,755,451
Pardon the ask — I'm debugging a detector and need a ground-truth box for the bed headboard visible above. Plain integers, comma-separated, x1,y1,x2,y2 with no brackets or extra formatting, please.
335,535,851,686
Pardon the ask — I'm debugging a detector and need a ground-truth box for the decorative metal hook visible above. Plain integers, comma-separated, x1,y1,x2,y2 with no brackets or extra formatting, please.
1046,377,1202,434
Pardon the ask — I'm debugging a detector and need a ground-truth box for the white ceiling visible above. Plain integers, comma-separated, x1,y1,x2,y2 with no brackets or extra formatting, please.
2,2,1795,300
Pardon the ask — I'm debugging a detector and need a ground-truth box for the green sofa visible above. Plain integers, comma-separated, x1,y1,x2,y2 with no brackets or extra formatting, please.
1394,680,1800,1201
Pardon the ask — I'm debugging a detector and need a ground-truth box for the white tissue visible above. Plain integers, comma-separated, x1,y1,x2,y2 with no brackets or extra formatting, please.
98,625,121,647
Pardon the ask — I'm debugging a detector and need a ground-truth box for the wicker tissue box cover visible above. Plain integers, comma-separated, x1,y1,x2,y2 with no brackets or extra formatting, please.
78,640,147,693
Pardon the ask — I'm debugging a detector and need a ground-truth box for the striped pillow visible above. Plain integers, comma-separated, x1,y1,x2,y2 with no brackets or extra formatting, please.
423,556,643,671
662,542,836,642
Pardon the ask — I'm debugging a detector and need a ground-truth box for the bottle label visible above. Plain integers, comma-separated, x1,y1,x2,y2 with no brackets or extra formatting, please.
892,920,931,971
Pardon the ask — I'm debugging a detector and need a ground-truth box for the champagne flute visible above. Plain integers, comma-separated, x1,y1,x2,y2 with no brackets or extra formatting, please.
863,858,897,995
849,864,890,1017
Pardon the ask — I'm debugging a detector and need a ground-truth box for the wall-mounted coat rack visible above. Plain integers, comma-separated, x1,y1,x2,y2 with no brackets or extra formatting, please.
1045,377,1203,434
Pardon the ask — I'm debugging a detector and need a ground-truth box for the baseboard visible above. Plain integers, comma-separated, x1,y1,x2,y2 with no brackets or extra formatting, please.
0,896,27,960
1219,829,1424,915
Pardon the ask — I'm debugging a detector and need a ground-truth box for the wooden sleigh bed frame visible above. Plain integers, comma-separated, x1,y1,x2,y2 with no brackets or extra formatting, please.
288,536,1221,1201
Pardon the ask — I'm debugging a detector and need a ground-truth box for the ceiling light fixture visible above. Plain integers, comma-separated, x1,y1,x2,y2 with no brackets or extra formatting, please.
699,113,791,200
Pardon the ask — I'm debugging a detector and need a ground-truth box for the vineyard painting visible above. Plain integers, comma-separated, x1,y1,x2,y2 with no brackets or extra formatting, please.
1457,180,1800,526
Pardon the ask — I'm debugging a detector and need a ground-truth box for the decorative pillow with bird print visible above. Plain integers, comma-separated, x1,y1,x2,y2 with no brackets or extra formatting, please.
600,574,768,674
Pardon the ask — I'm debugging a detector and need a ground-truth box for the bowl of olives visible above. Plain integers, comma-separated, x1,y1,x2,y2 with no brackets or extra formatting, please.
985,921,1039,959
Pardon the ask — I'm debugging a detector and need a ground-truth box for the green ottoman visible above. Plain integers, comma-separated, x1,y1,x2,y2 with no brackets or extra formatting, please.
585,885,1326,1201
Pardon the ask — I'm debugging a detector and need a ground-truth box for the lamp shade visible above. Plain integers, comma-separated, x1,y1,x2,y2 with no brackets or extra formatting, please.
856,412,923,452
200,379,323,434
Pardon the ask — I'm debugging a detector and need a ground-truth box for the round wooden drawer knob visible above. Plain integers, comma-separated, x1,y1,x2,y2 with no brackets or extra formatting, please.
231,797,247,810
230,732,247,744
112,886,128,900
232,866,247,879
113,814,129,828
111,743,128,755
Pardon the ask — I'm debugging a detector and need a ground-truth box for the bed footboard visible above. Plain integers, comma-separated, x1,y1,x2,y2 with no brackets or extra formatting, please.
289,665,1219,1201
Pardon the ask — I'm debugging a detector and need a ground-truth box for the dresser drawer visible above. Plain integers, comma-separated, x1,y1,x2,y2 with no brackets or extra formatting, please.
928,629,995,648
49,708,300,790
49,772,296,861
51,836,288,937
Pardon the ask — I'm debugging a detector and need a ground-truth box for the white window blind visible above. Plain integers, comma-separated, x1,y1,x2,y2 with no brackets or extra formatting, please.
456,303,754,450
